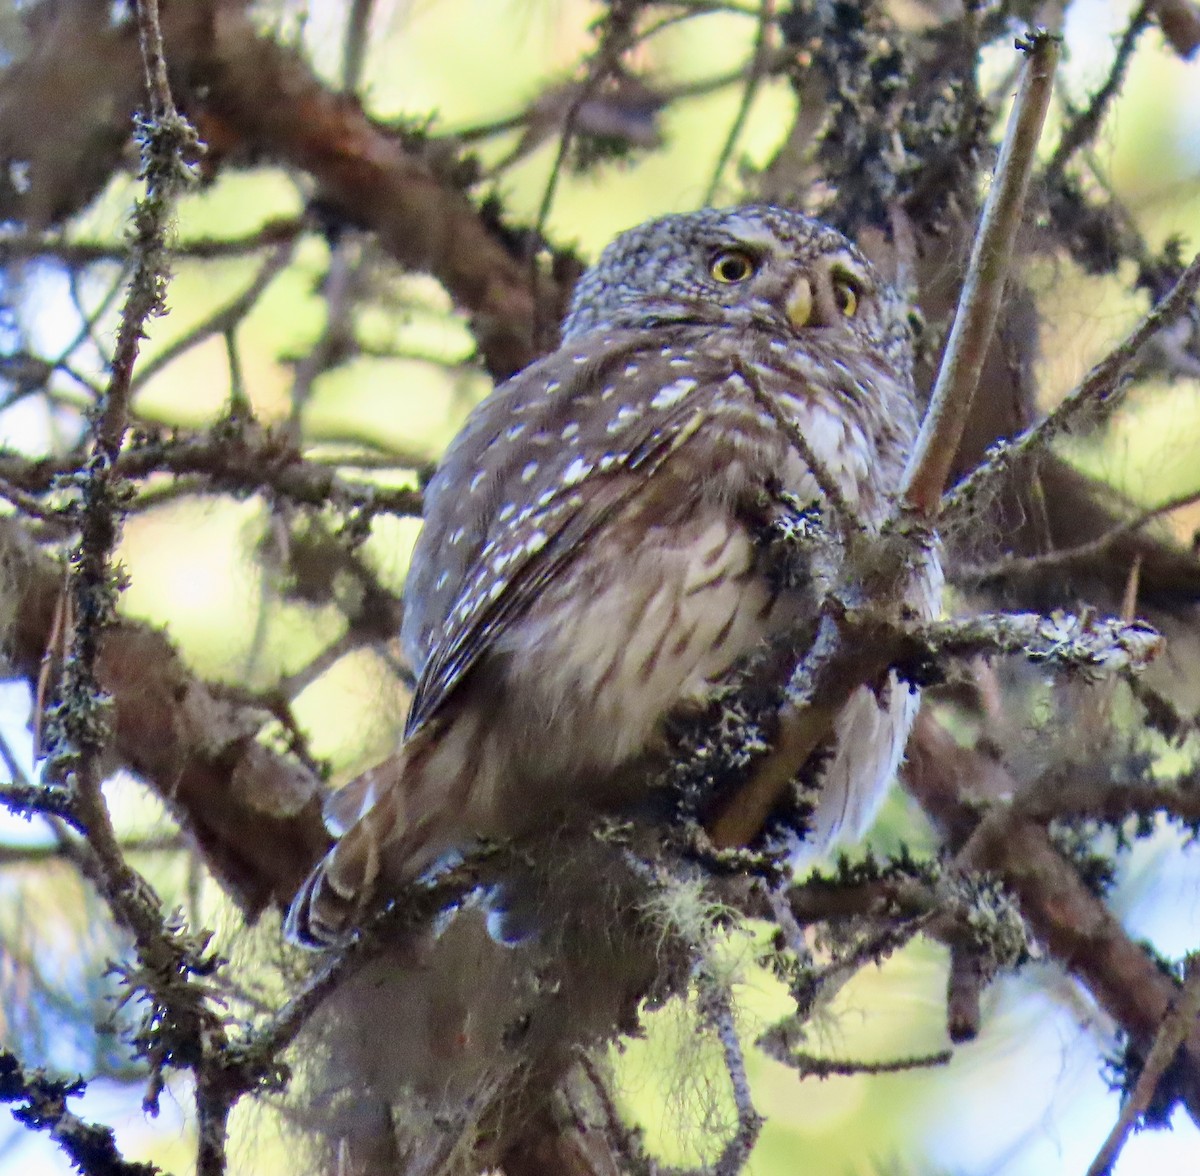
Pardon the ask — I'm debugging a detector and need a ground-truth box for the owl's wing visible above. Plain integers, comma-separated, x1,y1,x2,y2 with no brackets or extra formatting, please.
402,329,724,738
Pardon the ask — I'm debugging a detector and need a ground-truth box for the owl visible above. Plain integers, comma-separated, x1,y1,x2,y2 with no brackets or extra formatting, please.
287,205,940,948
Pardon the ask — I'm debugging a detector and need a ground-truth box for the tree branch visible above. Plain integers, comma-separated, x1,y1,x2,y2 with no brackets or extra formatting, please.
0,1049,161,1176
1087,955,1200,1175
905,713,1200,1126
901,30,1059,515
0,514,330,916
944,249,1200,516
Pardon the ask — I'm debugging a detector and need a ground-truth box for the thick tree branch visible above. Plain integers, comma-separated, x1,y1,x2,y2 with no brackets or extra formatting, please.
192,13,566,379
0,2,568,381
0,515,330,916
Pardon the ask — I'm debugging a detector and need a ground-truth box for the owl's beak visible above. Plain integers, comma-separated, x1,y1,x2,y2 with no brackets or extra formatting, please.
785,277,813,329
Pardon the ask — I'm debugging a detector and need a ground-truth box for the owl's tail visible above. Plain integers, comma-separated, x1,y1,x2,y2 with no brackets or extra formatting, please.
284,747,447,949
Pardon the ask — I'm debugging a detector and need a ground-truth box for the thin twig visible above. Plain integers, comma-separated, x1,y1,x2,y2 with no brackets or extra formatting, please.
783,1048,953,1078
288,235,361,433
576,1051,655,1174
0,1049,160,1176
60,261,134,382
0,833,184,866
957,486,1200,581
703,0,776,205
909,610,1163,674
454,48,791,148
41,5,238,1175
0,426,424,519
0,219,303,266
54,0,200,770
130,241,295,392
1045,3,1151,181
0,475,73,531
944,249,1200,515
698,976,763,1176
902,31,1059,516
1086,954,1200,1176
532,7,640,244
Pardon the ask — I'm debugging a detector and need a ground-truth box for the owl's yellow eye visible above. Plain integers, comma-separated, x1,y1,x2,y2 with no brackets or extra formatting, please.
832,273,861,317
709,249,757,284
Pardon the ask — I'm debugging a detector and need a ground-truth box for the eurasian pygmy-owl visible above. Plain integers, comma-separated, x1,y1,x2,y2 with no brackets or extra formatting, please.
287,205,939,948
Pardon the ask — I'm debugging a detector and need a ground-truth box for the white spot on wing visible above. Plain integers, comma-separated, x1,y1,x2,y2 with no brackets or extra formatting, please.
607,404,642,433
562,456,591,486
650,377,697,410
521,461,539,482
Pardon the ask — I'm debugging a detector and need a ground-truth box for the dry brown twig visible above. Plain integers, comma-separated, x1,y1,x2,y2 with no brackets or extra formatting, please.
957,485,1200,581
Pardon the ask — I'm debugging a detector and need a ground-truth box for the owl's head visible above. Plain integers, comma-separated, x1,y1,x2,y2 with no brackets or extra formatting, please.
562,205,910,367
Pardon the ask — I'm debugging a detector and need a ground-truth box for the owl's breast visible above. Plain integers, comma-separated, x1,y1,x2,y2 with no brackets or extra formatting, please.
488,494,787,783
694,389,877,525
